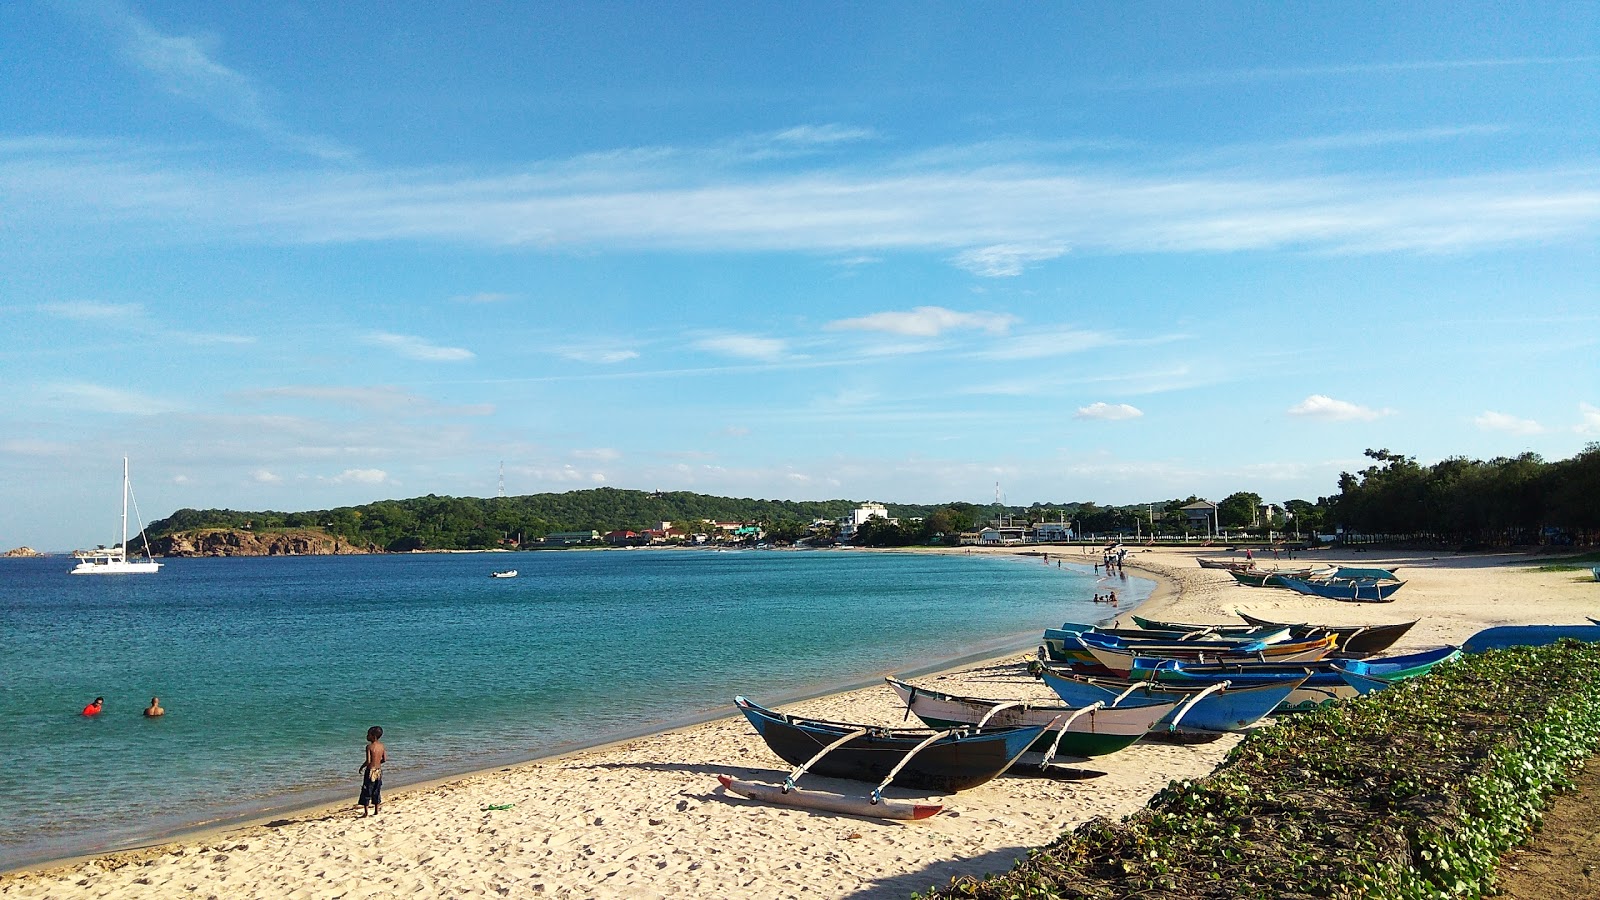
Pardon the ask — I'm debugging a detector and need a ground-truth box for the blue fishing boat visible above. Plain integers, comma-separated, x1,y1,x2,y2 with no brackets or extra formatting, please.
1330,645,1461,694
1074,630,1338,674
1039,669,1307,736
1276,575,1405,603
1462,625,1600,653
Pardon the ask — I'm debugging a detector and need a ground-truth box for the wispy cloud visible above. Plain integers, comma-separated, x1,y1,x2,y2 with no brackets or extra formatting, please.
952,243,1068,277
695,334,788,361
1474,410,1545,435
827,306,1017,338
450,292,515,304
65,0,352,160
1287,394,1394,422
974,327,1114,360
42,381,182,414
251,469,282,484
770,124,878,146
571,448,621,461
40,299,254,345
559,346,640,364
39,300,144,320
4,135,1597,262
363,332,475,362
239,385,492,416
1076,402,1144,421
1102,56,1600,91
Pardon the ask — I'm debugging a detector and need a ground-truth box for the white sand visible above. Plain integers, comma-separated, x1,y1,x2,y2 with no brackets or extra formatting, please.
4,546,1595,899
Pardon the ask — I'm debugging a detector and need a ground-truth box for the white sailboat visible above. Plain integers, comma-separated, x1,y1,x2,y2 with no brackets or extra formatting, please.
70,458,163,575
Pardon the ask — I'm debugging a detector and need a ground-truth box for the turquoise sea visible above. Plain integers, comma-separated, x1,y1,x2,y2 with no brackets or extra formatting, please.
0,549,1148,870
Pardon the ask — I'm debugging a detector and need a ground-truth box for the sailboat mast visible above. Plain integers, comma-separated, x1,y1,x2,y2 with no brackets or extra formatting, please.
122,456,130,553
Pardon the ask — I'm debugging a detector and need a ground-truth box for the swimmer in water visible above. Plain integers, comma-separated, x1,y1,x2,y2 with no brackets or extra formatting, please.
144,697,164,717
82,697,104,716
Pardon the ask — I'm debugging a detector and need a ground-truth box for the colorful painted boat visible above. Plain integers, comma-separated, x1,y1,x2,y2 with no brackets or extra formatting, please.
1330,645,1461,693
1057,621,1293,644
1276,575,1405,603
1331,566,1401,581
734,696,1048,792
1127,659,1357,713
1232,613,1417,656
1073,631,1338,675
884,677,1174,758
1039,670,1307,735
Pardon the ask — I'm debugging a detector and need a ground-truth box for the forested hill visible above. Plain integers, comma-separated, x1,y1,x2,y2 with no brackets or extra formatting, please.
143,489,986,552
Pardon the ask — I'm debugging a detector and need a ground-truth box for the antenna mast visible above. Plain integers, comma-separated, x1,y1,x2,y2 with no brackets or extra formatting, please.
497,461,505,498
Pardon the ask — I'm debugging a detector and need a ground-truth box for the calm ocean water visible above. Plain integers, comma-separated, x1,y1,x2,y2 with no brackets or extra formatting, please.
0,549,1148,869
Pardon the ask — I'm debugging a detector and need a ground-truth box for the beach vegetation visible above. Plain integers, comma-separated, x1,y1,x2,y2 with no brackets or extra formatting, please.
916,640,1600,899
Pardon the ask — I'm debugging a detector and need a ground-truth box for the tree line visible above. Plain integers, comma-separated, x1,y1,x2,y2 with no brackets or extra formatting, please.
142,444,1598,552
1327,445,1600,546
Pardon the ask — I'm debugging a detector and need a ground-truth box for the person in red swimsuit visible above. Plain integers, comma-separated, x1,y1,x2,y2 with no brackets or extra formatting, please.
82,697,104,716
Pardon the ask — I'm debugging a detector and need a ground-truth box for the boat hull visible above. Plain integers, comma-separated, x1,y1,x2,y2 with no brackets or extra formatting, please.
1276,576,1405,602
735,697,1045,792
884,678,1172,757
1232,613,1417,656
1040,670,1306,734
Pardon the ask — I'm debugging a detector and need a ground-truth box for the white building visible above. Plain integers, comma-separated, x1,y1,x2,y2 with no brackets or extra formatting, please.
837,502,894,542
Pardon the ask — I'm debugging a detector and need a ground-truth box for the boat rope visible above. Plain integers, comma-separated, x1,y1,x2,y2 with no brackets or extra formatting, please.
1167,680,1229,732
1040,702,1103,768
783,728,868,793
869,728,958,805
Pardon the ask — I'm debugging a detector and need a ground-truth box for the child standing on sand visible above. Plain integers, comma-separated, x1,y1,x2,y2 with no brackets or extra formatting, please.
358,726,386,816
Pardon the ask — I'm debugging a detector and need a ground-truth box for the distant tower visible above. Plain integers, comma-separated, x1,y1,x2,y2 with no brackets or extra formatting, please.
497,461,505,499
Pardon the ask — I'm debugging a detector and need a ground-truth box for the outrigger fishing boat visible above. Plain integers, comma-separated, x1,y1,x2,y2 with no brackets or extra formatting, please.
1040,669,1307,736
1276,575,1405,603
1070,630,1338,675
721,696,1053,821
1134,613,1418,657
883,676,1176,760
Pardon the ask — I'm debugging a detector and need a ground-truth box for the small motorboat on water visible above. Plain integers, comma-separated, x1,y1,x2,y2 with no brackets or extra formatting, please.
490,570,518,578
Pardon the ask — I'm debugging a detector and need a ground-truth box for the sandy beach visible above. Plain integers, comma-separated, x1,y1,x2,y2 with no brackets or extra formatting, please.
4,546,1595,899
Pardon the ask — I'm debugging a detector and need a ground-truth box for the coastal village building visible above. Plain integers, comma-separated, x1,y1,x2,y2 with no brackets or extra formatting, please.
1179,501,1219,532
542,530,600,546
837,502,893,542
978,526,1027,545
1032,522,1073,542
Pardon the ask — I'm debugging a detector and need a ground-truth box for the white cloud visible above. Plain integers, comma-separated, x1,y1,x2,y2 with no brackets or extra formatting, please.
571,448,621,461
251,469,282,483
6,139,1599,261
330,468,388,485
560,347,640,364
828,306,1017,338
952,244,1068,277
1578,403,1600,435
695,334,787,361
1075,402,1144,421
1287,394,1392,422
1474,411,1545,435
363,332,475,362
770,124,877,146
976,327,1113,360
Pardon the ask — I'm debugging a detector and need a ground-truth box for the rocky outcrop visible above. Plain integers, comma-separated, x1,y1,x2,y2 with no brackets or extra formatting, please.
153,528,380,557
3,546,43,557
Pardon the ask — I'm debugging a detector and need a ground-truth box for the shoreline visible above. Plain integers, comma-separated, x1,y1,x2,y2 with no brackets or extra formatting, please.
7,546,1594,898
0,551,1156,878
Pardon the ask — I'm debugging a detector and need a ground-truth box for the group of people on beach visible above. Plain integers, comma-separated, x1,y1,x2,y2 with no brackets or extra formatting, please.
1095,545,1129,574
80,696,164,717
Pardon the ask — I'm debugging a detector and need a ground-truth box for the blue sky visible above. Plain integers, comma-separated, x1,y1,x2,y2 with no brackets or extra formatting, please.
3,1,1597,551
